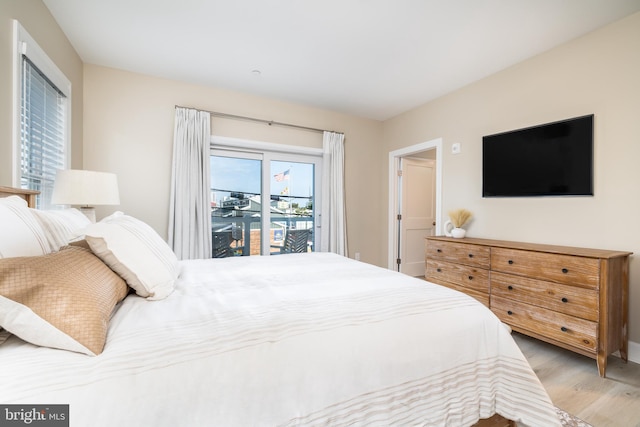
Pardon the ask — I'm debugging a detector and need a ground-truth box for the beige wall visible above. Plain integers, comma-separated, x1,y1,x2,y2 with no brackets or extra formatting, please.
83,64,384,264
0,0,83,184
383,12,640,343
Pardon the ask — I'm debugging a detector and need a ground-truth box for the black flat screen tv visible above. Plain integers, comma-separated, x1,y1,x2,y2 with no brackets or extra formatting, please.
482,114,594,197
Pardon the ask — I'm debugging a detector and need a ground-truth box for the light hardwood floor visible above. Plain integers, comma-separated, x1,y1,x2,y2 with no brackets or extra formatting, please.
512,332,640,427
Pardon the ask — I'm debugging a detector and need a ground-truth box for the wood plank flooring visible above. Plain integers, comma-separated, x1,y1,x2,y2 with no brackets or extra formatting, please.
512,332,640,427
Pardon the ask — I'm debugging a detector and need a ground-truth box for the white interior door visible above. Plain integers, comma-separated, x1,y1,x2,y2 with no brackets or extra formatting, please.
399,157,436,276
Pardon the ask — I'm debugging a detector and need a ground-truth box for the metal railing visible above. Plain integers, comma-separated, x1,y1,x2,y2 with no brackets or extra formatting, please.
212,215,313,257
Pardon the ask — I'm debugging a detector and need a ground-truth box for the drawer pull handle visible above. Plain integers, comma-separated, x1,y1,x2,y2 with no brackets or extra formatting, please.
468,275,473,280
436,268,442,273
508,285,514,290
561,326,568,332
468,254,474,258
561,268,569,274
437,249,442,253
561,297,569,303
507,310,513,316
508,260,514,265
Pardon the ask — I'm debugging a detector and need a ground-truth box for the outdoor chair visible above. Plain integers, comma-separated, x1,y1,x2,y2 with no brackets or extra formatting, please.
271,229,310,254
212,231,234,258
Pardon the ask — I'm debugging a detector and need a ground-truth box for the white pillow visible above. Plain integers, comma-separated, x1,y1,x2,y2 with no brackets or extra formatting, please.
31,208,91,252
83,212,179,300
0,196,49,258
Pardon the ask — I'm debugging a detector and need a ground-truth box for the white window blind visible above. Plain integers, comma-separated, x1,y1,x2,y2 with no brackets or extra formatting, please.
15,20,70,209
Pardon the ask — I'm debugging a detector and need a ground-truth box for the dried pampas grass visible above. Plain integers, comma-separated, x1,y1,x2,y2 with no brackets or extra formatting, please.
448,208,473,228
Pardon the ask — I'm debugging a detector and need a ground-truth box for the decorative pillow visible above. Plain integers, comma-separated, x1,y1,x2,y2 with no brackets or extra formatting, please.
83,212,179,300
0,196,50,258
30,208,91,252
68,239,92,250
0,246,128,355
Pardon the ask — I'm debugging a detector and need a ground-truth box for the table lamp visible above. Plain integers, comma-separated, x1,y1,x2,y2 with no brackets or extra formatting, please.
51,169,120,222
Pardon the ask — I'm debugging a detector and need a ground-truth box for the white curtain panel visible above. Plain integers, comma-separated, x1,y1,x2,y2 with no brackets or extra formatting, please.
168,107,212,260
320,131,348,256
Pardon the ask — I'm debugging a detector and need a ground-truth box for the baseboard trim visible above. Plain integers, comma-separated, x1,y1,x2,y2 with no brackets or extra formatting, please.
627,340,640,364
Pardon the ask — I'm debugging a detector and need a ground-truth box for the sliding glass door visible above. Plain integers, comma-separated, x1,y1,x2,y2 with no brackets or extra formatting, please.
211,149,321,257
210,154,262,256
269,160,315,254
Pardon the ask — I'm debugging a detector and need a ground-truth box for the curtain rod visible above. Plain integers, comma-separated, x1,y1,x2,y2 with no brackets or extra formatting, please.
175,105,341,135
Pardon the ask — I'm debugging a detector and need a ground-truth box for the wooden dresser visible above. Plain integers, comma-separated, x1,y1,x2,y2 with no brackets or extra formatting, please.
425,236,631,377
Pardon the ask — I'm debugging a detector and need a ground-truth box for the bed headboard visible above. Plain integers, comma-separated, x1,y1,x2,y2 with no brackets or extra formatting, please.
0,186,39,208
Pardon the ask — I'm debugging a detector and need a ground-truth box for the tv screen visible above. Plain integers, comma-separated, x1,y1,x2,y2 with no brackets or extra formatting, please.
482,115,594,197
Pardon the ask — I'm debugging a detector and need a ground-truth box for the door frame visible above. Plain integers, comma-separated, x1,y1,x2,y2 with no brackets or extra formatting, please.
211,136,323,255
387,138,443,270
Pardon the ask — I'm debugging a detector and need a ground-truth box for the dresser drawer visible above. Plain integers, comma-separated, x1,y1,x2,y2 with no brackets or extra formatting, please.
426,240,490,268
491,296,597,354
491,248,600,289
426,260,489,293
491,272,598,321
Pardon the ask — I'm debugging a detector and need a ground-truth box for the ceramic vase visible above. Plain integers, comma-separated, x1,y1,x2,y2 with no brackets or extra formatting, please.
444,220,466,238
451,227,466,238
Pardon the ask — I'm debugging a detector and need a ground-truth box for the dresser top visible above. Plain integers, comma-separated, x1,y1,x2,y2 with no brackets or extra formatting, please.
426,236,632,259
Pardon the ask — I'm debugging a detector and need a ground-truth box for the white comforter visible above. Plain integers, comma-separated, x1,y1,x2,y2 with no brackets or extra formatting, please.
0,253,560,426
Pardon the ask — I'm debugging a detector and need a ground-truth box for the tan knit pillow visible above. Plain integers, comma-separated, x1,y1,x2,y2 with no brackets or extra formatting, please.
0,246,128,355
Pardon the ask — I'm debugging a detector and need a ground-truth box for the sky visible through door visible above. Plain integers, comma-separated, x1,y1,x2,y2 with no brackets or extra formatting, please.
210,157,314,207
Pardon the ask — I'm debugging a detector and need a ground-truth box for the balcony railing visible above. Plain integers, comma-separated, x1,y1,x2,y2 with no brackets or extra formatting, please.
212,215,313,257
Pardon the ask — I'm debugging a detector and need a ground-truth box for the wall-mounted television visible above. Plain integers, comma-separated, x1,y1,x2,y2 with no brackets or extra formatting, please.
482,114,594,197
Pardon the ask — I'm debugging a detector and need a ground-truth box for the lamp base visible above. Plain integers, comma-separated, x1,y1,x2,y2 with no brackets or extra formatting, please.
79,206,96,223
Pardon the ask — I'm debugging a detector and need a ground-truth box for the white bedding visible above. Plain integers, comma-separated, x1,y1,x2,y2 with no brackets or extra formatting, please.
0,252,560,426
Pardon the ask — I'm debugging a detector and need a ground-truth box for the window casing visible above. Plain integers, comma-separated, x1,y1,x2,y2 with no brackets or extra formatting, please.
14,21,71,209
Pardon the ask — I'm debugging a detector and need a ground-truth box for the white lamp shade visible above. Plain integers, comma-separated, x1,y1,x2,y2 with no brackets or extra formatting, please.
52,169,120,206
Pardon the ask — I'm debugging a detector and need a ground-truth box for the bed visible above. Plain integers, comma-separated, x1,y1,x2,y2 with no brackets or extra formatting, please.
0,187,561,426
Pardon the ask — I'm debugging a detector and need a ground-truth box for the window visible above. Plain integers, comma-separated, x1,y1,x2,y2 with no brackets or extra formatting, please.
14,21,71,209
211,138,322,256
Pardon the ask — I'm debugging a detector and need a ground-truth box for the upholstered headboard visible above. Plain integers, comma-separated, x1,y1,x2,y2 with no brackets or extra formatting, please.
0,186,39,208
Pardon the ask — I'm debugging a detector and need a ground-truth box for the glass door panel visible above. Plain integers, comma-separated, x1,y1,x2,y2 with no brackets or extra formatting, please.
210,155,262,257
269,160,315,254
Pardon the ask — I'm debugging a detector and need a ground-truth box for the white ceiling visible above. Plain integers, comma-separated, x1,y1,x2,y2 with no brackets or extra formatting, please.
43,0,640,121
